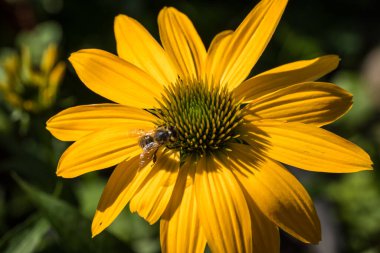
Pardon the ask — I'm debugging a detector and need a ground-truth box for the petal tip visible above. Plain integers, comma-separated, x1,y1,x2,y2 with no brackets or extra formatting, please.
324,54,341,70
114,14,130,25
115,13,126,19
45,126,53,134
161,6,178,15
310,231,322,244
56,165,74,178
56,169,63,177
91,225,102,238
45,115,55,128
308,237,321,245
92,211,113,237
68,52,79,64
158,6,168,15
68,49,91,61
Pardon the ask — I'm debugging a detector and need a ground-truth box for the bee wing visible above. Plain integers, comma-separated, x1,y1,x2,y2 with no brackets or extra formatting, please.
139,142,160,169
129,129,155,138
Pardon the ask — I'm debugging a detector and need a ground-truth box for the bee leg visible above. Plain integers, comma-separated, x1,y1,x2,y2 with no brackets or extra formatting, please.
153,151,157,163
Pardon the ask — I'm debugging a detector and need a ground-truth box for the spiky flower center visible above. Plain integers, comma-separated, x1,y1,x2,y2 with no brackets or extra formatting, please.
157,79,245,155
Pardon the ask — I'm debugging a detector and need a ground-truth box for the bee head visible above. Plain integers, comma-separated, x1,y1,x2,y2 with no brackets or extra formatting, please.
154,126,178,145
154,127,170,144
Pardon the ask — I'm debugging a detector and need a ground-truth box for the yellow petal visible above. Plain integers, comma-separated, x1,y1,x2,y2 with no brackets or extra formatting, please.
158,7,206,80
3,53,19,74
234,55,340,101
69,49,163,108
48,61,65,86
21,46,32,79
129,150,179,224
41,44,58,73
160,159,207,253
57,125,147,178
246,82,352,126
216,151,280,250
244,120,373,172
114,15,178,85
229,144,321,243
46,104,156,141
206,30,233,86
92,155,154,237
245,193,280,252
195,156,252,253
213,0,287,89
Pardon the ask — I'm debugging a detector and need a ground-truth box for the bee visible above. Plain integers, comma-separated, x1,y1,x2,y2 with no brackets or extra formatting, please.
138,126,177,169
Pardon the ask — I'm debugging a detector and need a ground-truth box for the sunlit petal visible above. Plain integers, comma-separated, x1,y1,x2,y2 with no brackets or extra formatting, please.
158,7,206,80
235,55,340,101
246,82,352,126
92,156,154,237
46,104,156,141
206,30,233,85
160,159,207,253
244,120,373,172
213,0,287,88
246,194,280,252
129,150,179,224
215,151,280,252
195,156,252,253
229,144,321,243
114,15,178,85
57,125,148,178
69,49,163,108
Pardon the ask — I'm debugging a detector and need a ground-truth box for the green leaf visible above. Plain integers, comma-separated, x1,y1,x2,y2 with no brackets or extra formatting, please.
4,218,50,253
332,71,374,129
325,172,380,251
15,21,62,65
74,174,160,253
14,175,135,253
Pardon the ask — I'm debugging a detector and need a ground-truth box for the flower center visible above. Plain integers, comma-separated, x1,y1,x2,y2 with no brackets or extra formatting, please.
156,79,244,155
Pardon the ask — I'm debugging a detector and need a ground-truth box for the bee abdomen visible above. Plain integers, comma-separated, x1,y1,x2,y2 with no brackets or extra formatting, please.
139,135,154,148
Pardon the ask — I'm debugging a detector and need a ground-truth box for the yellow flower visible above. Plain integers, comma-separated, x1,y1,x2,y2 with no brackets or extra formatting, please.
46,0,372,252
0,44,65,112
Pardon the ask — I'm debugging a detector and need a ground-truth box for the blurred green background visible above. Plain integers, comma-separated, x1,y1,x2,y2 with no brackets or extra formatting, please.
0,0,379,252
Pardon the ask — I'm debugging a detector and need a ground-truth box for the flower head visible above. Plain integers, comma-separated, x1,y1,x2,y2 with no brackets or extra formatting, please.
47,0,372,252
0,44,65,112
